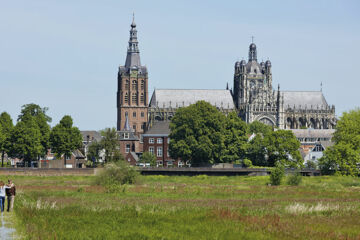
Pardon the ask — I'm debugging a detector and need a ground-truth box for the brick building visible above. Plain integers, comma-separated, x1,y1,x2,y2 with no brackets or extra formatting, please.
143,122,184,167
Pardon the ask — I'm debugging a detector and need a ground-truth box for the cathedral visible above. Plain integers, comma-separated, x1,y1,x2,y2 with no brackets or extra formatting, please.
117,18,336,138
233,43,336,129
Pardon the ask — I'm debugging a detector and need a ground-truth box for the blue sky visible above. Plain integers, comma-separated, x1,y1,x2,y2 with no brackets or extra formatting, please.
1,0,359,130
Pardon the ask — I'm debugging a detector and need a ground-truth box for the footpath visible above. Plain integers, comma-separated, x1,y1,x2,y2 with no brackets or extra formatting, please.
0,212,16,240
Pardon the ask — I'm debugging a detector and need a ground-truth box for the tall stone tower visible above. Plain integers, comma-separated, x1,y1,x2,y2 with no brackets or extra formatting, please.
117,16,148,133
233,43,282,128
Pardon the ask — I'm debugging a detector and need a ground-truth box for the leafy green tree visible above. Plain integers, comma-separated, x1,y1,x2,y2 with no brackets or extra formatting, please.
87,141,103,165
50,115,82,166
265,130,302,168
320,109,360,176
169,101,226,166
0,112,13,167
100,127,120,163
140,151,157,167
249,121,272,135
247,126,302,168
18,104,51,157
222,112,248,163
9,114,42,166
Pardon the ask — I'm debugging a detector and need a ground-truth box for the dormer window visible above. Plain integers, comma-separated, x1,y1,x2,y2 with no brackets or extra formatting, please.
124,133,129,139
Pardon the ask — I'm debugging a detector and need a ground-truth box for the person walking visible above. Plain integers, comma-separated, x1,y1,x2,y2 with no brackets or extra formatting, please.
0,181,7,213
6,180,16,212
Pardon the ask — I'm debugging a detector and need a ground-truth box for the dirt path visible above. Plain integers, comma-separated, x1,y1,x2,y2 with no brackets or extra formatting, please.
0,212,16,240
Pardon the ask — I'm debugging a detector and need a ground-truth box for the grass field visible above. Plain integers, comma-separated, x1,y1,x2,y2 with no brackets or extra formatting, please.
6,174,360,239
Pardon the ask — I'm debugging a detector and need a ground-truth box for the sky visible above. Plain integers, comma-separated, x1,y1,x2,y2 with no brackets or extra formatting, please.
1,0,359,130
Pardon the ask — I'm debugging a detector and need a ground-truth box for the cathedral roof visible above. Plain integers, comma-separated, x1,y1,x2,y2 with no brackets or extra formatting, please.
283,91,329,110
149,89,235,109
290,129,335,139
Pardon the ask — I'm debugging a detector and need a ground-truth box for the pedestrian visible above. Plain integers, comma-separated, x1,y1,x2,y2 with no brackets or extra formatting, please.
6,179,16,212
0,181,7,213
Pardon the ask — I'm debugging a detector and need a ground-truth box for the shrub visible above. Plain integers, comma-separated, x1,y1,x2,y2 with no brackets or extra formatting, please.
94,161,139,192
269,162,285,186
243,159,253,168
287,173,302,186
305,160,317,169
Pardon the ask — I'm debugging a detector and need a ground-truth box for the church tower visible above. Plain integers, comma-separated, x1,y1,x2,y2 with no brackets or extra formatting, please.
117,16,148,134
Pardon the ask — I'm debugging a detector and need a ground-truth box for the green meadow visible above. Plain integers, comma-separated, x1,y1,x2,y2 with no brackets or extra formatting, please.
6,175,360,239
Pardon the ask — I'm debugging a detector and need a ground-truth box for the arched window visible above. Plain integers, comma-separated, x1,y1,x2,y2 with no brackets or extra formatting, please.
140,93,144,104
125,80,129,90
132,92,137,103
141,80,145,90
132,80,137,90
124,92,128,104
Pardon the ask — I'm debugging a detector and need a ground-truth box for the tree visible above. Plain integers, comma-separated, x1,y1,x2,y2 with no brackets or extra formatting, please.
100,127,120,163
87,141,103,165
50,115,82,166
140,151,157,167
265,130,302,168
320,109,360,176
247,124,302,168
9,114,42,166
169,101,226,166
18,104,51,158
0,112,13,167
249,121,272,135
222,112,249,163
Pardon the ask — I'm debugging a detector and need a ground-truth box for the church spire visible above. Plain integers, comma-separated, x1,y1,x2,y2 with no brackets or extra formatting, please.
123,113,131,131
125,14,141,68
248,41,257,62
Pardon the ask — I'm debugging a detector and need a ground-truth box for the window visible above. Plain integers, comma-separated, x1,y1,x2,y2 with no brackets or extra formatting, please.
167,150,170,157
66,155,71,160
157,138,163,144
178,161,184,167
133,112,136,118
167,138,170,144
133,125,136,130
149,147,154,154
141,112,144,117
125,80,129,90
123,133,129,139
125,144,130,153
132,80,137,90
141,124,144,130
157,160,163,167
141,80,145,90
140,135,143,143
167,160,173,166
132,92,137,103
157,147,163,157
149,138,154,144
140,93,144,104
124,93,128,104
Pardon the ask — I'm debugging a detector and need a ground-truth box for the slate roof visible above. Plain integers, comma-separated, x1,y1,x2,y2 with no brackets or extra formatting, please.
283,91,329,110
290,129,335,139
143,121,171,136
80,131,102,143
149,89,235,109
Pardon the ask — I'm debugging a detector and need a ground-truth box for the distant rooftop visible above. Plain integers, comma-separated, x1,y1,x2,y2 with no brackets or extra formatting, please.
149,89,235,109
283,91,329,110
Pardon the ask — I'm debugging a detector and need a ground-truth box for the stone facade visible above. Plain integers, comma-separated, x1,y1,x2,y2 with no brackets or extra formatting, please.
232,43,336,129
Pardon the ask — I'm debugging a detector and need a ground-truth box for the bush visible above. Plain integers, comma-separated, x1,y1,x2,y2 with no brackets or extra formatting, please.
287,173,302,186
269,162,285,186
94,161,139,192
243,159,253,168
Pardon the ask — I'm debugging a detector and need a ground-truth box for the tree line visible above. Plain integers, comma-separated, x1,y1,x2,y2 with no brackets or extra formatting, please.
0,104,82,167
169,101,302,168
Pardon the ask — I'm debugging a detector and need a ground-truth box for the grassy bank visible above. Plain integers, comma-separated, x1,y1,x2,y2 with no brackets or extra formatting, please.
6,175,360,239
